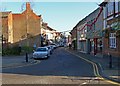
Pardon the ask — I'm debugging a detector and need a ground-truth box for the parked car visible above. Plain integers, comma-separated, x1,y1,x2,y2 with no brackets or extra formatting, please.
59,44,64,47
33,47,50,59
56,44,60,47
49,45,54,51
46,46,52,54
50,43,57,49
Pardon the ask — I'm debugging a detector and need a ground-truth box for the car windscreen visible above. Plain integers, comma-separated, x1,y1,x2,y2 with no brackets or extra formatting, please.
36,48,47,52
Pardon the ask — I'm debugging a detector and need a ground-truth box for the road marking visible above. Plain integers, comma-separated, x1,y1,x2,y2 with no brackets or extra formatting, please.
65,49,120,85
92,64,97,76
2,60,41,69
82,82,87,84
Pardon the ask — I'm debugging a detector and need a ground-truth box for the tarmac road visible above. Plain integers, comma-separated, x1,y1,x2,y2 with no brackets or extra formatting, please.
2,47,118,85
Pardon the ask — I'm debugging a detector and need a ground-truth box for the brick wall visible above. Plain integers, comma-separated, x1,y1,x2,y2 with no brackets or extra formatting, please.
103,36,120,57
8,12,13,43
11,3,41,47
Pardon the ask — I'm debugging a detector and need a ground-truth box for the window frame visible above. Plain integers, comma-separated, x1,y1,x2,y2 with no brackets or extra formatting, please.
109,33,116,48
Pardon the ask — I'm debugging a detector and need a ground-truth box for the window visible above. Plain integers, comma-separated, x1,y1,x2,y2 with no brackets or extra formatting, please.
115,0,119,17
107,2,114,16
36,48,47,52
109,33,116,48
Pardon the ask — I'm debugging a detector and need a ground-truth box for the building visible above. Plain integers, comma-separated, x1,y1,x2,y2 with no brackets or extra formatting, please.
77,17,87,53
41,22,60,46
71,7,103,55
54,31,61,45
86,7,103,55
100,0,120,57
1,11,12,48
1,2,42,48
70,26,77,50
67,35,72,46
47,25,57,42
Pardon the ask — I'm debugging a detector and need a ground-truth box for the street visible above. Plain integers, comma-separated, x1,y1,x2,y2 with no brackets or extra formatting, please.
2,47,118,85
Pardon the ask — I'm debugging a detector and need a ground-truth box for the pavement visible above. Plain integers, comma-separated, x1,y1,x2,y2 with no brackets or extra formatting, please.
66,48,120,84
1,53,40,69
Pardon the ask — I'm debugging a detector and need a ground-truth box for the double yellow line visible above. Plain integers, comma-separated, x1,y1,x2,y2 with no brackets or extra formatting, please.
66,49,120,85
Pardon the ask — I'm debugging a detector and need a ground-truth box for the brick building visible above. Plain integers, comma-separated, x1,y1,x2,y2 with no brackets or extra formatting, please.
1,11,12,48
70,26,77,50
1,2,42,48
100,0,120,57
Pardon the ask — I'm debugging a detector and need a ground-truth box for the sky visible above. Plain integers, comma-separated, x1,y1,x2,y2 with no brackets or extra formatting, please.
1,0,104,32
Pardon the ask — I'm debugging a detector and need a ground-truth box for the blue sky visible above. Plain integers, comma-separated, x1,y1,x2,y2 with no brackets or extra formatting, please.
1,1,103,32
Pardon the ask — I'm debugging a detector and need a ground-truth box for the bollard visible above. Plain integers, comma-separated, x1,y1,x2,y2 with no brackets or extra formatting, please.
109,54,112,68
26,53,28,62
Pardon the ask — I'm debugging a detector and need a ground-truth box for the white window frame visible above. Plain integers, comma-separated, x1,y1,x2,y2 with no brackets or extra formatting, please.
109,33,116,48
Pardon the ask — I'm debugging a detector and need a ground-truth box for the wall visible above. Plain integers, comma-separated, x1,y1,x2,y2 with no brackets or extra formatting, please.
8,12,13,44
103,1,120,57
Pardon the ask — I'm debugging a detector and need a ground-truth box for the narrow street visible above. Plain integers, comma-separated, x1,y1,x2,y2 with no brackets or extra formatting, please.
1,1,120,86
2,47,116,85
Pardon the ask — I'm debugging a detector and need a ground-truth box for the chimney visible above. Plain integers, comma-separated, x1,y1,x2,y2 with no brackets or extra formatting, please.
26,2,31,11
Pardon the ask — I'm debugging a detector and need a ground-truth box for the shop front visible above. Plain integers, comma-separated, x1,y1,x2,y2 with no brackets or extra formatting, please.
103,16,120,57
87,30,103,55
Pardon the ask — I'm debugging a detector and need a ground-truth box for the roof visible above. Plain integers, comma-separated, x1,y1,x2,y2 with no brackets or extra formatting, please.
47,26,56,31
1,11,12,17
42,22,48,26
99,0,108,6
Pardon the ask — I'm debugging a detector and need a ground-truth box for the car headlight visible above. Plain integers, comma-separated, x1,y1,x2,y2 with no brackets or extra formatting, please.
45,56,47,57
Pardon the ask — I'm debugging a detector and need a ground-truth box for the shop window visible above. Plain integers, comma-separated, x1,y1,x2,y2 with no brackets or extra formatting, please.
109,33,116,48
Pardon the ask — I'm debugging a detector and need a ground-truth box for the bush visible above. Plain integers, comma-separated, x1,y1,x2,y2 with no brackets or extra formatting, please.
2,46,21,56
2,46,33,56
21,46,34,54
